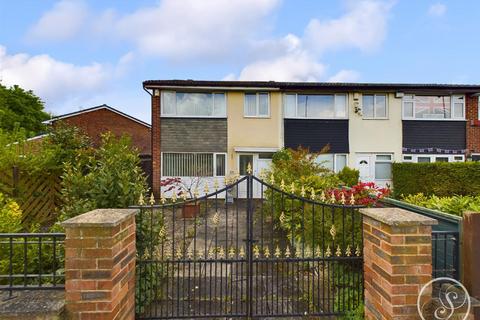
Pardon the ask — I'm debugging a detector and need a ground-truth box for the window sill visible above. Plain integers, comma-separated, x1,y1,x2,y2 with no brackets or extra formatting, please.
402,118,467,121
243,115,271,119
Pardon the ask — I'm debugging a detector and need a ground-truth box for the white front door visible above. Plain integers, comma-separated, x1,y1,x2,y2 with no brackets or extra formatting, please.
356,155,374,182
237,154,273,198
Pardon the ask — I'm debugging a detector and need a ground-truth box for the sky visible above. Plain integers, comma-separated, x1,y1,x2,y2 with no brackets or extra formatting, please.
0,0,479,123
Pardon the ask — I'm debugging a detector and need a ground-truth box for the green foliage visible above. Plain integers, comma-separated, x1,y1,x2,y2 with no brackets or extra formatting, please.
56,133,147,224
41,123,92,172
265,147,362,251
333,263,364,316
392,162,480,197
270,147,341,192
0,193,23,233
338,167,360,187
0,84,49,136
401,193,480,217
342,302,365,319
135,208,167,314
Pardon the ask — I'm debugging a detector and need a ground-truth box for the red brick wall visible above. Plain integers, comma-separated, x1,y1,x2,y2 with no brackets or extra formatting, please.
151,92,161,196
361,208,435,320
54,108,151,155
63,209,136,320
466,94,480,155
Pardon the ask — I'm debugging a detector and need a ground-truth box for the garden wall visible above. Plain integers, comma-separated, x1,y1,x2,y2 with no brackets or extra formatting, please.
392,162,480,197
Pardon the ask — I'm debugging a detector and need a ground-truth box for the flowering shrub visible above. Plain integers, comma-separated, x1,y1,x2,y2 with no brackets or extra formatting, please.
327,182,390,207
0,192,23,233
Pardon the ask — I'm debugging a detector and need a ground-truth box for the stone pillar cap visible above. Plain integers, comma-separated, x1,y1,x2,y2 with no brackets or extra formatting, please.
61,208,138,228
360,207,438,227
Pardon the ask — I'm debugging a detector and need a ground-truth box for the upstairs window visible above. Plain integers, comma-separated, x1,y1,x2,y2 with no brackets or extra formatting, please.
402,95,465,120
284,94,347,119
362,94,387,119
161,91,226,117
244,93,270,117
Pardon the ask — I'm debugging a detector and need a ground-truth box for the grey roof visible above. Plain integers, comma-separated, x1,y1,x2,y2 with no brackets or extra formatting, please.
143,79,480,93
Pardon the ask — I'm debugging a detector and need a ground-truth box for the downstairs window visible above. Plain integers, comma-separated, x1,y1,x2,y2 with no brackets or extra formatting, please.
162,153,226,176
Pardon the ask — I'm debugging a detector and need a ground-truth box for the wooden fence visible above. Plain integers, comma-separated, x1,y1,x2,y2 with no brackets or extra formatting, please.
0,166,62,226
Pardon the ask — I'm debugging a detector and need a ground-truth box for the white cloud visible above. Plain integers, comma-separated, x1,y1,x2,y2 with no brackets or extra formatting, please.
234,51,326,82
428,3,447,17
227,1,395,82
327,70,360,82
26,0,88,41
107,0,279,60
0,45,109,108
304,0,394,54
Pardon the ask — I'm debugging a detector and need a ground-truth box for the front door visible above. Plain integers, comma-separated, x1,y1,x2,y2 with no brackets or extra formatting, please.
238,154,272,198
356,154,374,182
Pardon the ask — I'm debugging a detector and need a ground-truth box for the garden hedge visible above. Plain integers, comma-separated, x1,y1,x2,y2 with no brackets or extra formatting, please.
392,162,480,197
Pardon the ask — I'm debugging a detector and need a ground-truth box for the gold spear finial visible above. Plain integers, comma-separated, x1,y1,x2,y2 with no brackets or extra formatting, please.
300,186,306,198
280,179,286,191
355,245,361,257
204,183,209,194
228,247,236,258
181,190,187,202
340,192,346,205
138,193,145,206
320,191,326,202
160,192,166,204
330,191,336,203
325,245,332,257
290,182,295,194
336,245,342,257
285,246,291,258
213,178,219,190
310,187,316,200
345,245,352,257
239,247,246,258
350,193,355,205
149,193,155,205
270,173,275,184
264,246,270,258
274,246,281,258
246,162,252,175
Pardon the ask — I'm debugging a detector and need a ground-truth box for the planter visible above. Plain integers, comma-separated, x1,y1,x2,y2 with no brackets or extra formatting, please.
182,203,200,219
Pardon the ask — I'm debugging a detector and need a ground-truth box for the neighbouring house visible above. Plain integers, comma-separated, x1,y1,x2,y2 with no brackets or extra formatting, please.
143,80,480,196
43,104,151,155
43,104,153,187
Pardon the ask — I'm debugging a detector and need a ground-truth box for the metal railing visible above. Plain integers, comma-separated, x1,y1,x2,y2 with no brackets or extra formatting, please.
432,231,459,280
0,233,66,297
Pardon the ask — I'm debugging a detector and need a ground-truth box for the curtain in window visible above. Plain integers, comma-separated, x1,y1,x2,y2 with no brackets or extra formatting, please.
245,94,257,116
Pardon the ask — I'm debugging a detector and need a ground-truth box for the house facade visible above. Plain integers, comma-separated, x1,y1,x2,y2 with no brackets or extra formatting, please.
145,80,480,196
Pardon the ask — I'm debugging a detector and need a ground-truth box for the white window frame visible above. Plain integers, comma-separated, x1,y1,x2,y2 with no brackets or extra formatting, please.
362,94,388,119
478,97,480,120
283,93,348,119
402,154,465,163
315,153,348,173
374,154,393,181
161,152,227,177
244,92,270,118
160,91,227,118
402,94,465,121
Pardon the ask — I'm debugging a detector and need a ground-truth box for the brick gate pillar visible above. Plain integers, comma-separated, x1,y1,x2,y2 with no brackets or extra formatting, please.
360,208,437,320
62,209,137,320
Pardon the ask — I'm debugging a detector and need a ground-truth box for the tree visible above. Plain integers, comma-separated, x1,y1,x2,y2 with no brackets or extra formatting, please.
0,84,50,136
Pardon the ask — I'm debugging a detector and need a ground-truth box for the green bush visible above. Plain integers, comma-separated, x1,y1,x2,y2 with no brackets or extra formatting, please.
401,193,480,217
338,167,360,187
392,162,480,197
54,133,147,226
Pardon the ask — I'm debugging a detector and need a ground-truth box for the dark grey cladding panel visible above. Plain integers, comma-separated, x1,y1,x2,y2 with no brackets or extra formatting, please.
402,120,466,152
161,118,227,152
284,119,349,153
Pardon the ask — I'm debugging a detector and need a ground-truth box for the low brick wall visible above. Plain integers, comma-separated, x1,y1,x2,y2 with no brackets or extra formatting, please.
61,209,137,320
361,208,437,320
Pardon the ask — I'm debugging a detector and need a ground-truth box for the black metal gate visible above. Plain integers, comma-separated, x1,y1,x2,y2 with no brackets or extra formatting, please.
134,174,364,319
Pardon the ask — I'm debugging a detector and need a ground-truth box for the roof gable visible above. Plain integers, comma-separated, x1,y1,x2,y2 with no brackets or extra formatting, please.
44,104,151,128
